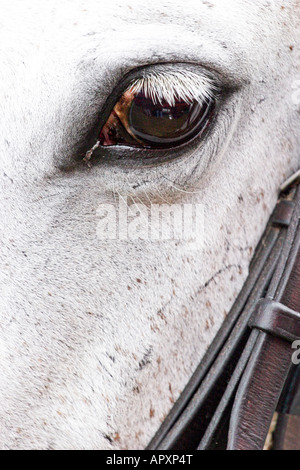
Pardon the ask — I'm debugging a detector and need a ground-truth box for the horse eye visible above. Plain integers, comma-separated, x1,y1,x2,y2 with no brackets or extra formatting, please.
98,86,215,150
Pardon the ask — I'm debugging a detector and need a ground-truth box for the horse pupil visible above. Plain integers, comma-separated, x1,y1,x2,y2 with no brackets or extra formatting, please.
128,91,211,148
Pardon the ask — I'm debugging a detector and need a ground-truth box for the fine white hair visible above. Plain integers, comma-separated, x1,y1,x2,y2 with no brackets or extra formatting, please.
128,69,217,106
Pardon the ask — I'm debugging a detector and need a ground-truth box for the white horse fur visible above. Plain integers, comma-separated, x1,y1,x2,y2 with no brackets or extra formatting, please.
0,0,300,450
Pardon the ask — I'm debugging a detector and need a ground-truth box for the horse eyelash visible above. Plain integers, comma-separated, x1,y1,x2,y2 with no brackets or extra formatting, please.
128,70,218,107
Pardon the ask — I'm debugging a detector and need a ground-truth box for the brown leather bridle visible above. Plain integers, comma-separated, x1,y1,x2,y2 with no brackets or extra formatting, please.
147,171,300,450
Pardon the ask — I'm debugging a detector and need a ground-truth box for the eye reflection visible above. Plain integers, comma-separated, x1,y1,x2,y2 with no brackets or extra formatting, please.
98,85,215,150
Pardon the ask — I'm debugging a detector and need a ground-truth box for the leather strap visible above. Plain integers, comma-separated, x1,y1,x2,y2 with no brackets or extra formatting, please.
227,185,300,450
273,365,300,449
249,299,300,344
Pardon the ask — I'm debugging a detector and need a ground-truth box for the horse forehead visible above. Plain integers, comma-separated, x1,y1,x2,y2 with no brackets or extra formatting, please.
0,0,258,27
0,0,292,107
0,0,290,98
0,1,283,51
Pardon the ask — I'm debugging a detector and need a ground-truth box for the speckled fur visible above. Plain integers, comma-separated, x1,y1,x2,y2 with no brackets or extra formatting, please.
0,0,300,450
